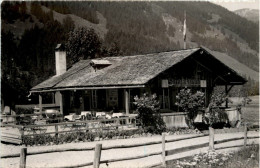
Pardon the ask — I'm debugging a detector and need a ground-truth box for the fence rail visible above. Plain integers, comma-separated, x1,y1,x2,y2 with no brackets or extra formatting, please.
11,123,259,168
1,113,64,125
160,123,255,166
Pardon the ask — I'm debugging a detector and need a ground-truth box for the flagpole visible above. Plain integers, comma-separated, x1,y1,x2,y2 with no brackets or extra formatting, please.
183,10,186,49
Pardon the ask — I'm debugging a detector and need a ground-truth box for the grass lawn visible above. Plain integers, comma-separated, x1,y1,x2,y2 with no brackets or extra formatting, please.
242,105,259,125
230,96,259,127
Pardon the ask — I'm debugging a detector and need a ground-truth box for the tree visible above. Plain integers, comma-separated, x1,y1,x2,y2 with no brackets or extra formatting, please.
62,16,75,33
65,27,102,65
168,25,175,37
1,32,18,108
20,1,27,21
108,42,122,56
1,31,36,107
101,42,123,57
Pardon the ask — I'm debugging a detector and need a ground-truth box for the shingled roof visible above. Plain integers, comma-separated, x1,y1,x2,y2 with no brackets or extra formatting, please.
31,47,246,92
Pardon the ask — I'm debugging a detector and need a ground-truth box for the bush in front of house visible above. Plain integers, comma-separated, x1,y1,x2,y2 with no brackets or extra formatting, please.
22,129,149,146
176,87,205,128
204,107,229,129
204,91,230,129
133,93,166,134
166,127,201,135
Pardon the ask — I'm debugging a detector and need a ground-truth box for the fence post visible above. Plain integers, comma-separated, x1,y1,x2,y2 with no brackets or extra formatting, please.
209,127,214,150
20,147,27,168
244,123,247,147
93,144,102,168
55,125,58,138
20,126,24,145
162,133,166,167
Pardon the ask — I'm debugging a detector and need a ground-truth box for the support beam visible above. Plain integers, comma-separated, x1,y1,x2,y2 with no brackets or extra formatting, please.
168,88,170,109
129,89,131,109
225,85,228,108
91,90,97,109
225,84,234,108
58,91,63,115
227,85,234,93
125,89,129,115
191,58,227,85
52,92,55,104
39,94,42,113
162,89,165,109
205,87,207,106
91,90,94,108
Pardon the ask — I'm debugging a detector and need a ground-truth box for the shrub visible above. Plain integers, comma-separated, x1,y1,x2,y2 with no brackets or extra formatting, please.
22,128,161,146
133,93,166,134
176,87,205,128
205,107,229,128
204,91,230,128
87,132,95,141
208,91,232,107
77,131,86,141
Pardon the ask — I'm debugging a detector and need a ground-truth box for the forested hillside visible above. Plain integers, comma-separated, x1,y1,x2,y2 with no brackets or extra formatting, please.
1,1,259,105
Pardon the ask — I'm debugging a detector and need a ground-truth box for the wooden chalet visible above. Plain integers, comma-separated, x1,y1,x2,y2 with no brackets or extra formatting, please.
30,45,246,120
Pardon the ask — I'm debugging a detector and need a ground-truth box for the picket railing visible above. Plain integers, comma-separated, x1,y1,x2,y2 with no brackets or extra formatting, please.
1,116,137,145
1,113,63,125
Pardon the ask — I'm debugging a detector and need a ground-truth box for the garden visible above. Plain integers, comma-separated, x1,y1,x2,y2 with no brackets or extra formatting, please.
162,144,259,168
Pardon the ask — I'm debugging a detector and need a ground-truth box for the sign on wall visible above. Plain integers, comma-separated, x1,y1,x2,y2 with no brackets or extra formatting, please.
200,80,207,88
164,78,207,87
168,79,200,87
161,79,169,88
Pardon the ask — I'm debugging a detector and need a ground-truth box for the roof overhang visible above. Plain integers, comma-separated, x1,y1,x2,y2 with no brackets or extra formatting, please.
30,85,146,93
194,48,247,85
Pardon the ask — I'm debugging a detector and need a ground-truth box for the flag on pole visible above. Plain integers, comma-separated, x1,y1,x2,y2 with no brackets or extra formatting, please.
183,10,186,41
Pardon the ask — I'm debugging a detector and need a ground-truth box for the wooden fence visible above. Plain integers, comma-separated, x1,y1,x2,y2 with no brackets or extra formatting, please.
1,116,137,144
11,123,259,168
1,112,63,125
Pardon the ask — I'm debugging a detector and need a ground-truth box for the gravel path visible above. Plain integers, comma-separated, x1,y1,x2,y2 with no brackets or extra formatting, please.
1,131,258,168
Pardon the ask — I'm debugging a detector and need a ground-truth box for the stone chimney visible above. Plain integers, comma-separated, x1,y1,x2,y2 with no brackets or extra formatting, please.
55,44,66,76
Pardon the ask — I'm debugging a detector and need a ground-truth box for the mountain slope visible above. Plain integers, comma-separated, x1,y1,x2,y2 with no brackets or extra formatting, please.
205,48,259,81
1,1,259,104
40,5,108,39
234,8,259,23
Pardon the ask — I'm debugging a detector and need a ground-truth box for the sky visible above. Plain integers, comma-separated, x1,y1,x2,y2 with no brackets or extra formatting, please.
154,0,259,11
210,0,259,11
